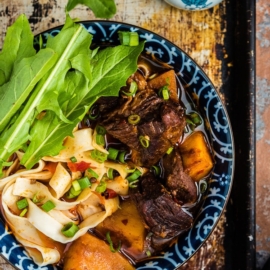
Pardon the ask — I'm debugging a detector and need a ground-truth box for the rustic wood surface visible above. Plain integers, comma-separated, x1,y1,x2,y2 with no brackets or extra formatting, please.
0,0,229,269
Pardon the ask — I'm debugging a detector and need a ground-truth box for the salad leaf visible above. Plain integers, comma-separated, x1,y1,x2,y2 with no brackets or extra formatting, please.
0,14,35,86
66,0,116,19
0,15,93,173
0,48,58,132
21,43,144,169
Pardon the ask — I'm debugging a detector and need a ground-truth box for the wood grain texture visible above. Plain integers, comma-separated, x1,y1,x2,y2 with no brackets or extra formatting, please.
0,0,227,269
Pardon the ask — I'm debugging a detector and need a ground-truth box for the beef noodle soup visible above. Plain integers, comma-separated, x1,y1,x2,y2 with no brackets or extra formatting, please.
1,52,214,270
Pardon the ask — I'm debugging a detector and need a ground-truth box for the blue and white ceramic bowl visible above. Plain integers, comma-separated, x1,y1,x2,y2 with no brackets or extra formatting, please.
164,0,223,11
0,21,234,270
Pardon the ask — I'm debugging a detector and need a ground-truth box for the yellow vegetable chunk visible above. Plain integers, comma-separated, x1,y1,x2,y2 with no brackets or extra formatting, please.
148,69,178,102
95,199,147,262
179,131,214,181
63,232,135,270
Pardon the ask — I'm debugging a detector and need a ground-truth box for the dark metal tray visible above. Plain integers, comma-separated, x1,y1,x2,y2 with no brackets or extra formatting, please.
222,0,256,269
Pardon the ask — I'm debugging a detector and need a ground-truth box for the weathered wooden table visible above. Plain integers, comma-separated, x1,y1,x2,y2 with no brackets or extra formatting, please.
0,0,256,269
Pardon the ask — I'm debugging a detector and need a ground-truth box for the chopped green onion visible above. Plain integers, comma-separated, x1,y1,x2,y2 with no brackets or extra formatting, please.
66,186,82,199
106,231,121,253
89,105,100,120
129,180,139,188
122,81,138,96
87,168,99,179
118,31,139,46
107,147,119,161
16,198,28,210
199,180,208,194
78,177,91,190
96,181,107,193
166,147,173,154
107,168,115,180
20,208,28,217
127,169,142,182
128,114,140,125
118,151,126,163
126,168,136,173
96,134,105,146
139,135,150,148
96,125,106,135
151,165,161,176
61,222,79,238
41,200,55,212
146,250,152,257
70,156,77,163
190,112,202,125
32,192,45,204
158,85,170,100
72,180,81,192
90,149,107,163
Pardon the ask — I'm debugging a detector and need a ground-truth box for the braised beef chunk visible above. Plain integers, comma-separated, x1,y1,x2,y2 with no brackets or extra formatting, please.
101,89,186,167
133,172,193,253
163,149,198,205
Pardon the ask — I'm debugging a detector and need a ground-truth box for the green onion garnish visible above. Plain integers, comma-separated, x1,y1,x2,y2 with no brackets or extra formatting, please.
96,134,105,146
89,105,100,120
70,156,77,163
96,125,106,135
122,81,138,96
32,192,45,204
66,186,82,199
16,198,28,210
87,168,99,179
166,147,173,154
72,180,81,192
96,181,107,193
107,168,115,180
78,177,91,190
129,180,139,188
128,114,140,125
61,222,79,238
151,165,161,176
118,31,139,46
146,250,152,257
19,208,28,217
90,149,108,163
107,147,119,161
190,112,202,125
139,135,150,148
41,200,55,212
118,151,126,163
158,85,170,100
127,169,142,182
106,231,121,253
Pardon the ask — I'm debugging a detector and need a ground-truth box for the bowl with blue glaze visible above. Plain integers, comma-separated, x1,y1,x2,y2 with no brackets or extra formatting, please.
0,21,234,270
164,0,223,11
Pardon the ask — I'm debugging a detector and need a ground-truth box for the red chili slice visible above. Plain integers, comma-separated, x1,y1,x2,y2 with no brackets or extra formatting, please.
67,161,90,172
103,188,118,199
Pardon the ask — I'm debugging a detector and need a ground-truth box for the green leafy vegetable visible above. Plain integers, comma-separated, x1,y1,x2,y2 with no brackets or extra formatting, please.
66,0,116,19
0,48,57,132
0,14,36,86
21,43,144,169
0,5,144,175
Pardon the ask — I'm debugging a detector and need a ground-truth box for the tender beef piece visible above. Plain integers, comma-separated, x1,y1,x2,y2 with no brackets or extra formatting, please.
163,149,198,205
102,118,141,150
95,96,121,115
101,89,186,167
133,172,193,253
